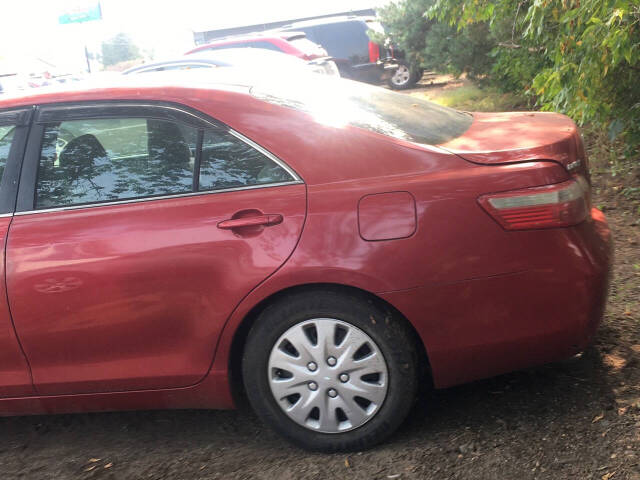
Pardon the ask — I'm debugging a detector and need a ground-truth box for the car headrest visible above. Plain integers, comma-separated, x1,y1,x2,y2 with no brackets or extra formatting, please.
59,134,108,169
147,119,191,167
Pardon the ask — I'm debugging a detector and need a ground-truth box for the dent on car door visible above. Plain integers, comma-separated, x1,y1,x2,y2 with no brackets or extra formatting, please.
5,103,306,395
0,109,33,397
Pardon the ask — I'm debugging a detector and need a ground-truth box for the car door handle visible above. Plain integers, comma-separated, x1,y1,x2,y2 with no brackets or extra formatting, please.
217,214,283,230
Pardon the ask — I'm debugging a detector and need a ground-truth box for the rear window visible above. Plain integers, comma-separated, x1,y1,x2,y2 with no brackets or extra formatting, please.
305,21,370,62
250,77,472,145
365,20,385,36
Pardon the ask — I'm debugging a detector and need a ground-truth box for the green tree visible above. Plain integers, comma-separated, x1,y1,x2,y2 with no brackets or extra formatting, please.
379,0,640,149
377,0,494,77
101,33,141,67
427,0,640,148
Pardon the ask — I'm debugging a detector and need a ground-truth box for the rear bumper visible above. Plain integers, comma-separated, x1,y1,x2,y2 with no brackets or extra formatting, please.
343,62,395,84
381,208,613,388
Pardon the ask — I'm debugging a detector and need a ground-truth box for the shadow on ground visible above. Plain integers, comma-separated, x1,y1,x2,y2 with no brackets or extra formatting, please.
2,333,636,480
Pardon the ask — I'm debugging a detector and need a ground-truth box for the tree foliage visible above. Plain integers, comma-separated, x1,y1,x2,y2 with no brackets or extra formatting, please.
378,0,495,77
379,0,640,149
101,33,141,67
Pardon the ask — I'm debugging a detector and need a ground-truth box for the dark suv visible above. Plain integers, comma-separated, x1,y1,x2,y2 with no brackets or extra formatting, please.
278,16,420,89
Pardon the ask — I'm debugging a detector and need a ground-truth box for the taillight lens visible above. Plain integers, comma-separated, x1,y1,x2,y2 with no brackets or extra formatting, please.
368,42,380,63
478,177,590,230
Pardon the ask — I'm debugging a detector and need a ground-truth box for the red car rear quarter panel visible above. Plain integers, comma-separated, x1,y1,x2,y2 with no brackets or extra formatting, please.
260,161,570,291
177,87,607,388
209,163,589,389
382,208,612,388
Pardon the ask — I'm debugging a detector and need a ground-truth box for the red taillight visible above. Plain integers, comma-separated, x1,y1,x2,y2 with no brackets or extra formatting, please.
368,41,380,63
478,177,590,230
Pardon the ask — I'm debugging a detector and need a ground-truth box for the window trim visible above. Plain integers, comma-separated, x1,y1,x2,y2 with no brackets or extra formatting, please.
125,62,221,75
36,102,212,128
0,107,32,127
16,101,302,214
192,129,203,192
14,181,301,216
0,107,33,214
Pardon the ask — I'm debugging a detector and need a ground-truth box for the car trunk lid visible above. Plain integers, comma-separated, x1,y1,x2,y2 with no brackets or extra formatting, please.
437,111,587,175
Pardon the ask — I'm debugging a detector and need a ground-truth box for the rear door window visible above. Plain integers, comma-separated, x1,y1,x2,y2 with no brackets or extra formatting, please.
36,118,197,209
199,129,293,191
34,108,298,210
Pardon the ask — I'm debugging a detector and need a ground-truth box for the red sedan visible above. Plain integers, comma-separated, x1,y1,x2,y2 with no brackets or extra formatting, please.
0,72,611,452
186,32,328,61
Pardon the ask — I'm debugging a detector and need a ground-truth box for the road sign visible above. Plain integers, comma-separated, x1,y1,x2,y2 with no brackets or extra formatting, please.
58,2,102,25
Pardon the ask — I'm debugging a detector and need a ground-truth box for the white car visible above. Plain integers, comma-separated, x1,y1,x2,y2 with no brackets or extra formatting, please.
123,49,340,78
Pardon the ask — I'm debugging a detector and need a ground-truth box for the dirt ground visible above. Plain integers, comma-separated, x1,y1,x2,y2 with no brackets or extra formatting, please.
1,82,639,480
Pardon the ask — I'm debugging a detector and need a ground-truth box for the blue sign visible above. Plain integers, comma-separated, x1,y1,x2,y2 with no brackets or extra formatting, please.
59,2,102,24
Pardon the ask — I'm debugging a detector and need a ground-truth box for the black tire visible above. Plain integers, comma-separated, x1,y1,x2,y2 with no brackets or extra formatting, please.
242,288,419,452
388,61,420,90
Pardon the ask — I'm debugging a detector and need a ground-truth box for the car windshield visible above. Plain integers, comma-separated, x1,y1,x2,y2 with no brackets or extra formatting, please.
250,76,472,145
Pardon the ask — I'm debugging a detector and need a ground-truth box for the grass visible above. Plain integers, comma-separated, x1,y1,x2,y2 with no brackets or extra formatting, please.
409,81,529,112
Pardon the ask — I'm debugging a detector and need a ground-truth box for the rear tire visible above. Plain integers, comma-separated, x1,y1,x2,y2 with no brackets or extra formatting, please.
388,61,420,90
242,289,419,452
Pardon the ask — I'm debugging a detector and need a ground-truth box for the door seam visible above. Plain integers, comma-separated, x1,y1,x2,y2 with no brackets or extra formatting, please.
3,214,35,389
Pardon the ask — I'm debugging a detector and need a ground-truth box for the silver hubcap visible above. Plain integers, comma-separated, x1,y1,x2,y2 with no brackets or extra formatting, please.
391,65,411,85
268,318,388,433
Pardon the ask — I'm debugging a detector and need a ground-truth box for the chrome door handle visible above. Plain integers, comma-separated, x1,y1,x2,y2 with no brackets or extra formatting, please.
217,214,283,230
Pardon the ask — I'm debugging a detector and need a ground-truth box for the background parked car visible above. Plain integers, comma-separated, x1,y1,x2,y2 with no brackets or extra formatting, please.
387,54,424,90
125,49,339,78
277,16,421,89
186,32,329,62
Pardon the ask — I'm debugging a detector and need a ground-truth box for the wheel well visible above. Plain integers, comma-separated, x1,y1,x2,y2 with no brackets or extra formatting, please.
228,283,432,405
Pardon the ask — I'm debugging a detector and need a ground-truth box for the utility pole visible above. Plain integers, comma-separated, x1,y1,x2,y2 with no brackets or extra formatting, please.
59,2,102,73
85,45,91,73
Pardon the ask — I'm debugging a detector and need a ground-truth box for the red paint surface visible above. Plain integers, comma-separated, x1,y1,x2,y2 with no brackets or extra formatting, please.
186,35,316,60
0,82,612,415
381,208,611,387
439,111,583,170
7,185,305,395
0,217,33,398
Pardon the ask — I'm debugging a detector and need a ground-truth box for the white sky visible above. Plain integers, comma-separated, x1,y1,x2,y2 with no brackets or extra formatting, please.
0,0,388,75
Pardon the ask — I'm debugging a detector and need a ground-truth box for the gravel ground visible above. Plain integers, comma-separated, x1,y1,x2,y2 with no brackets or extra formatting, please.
1,91,639,480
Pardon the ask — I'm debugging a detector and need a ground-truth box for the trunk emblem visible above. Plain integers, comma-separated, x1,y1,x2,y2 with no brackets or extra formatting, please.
567,159,582,171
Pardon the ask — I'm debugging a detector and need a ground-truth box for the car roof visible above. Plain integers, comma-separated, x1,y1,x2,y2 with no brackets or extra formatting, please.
196,31,306,45
190,48,307,65
123,58,230,75
0,70,453,186
0,70,255,110
279,15,375,29
124,49,307,75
